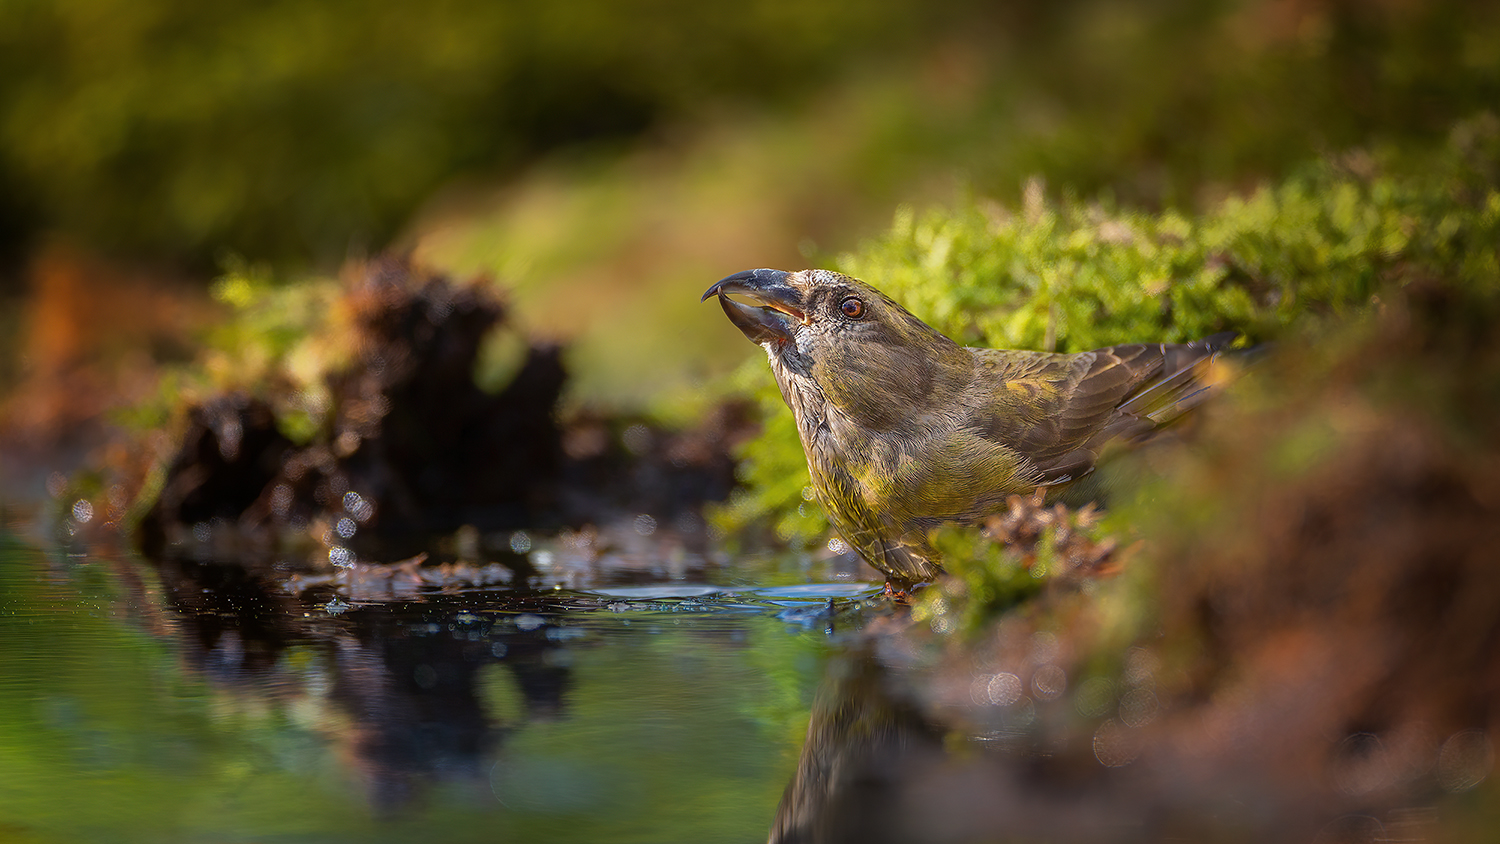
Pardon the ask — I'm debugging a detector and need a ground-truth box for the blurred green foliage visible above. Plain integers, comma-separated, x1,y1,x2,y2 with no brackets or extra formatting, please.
912,500,1124,636
202,265,350,442
0,0,961,268
114,262,349,448
2,0,1497,273
914,524,1049,635
714,119,1500,546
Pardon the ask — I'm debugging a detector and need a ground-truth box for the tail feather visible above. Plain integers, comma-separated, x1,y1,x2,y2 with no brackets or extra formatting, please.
1115,332,1240,428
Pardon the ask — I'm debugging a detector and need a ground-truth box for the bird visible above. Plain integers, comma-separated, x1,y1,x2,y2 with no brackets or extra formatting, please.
702,268,1237,589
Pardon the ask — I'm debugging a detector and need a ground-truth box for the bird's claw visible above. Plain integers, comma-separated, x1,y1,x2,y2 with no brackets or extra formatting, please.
881,581,912,605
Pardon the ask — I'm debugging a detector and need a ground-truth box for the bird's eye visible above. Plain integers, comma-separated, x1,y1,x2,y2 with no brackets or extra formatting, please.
839,297,865,319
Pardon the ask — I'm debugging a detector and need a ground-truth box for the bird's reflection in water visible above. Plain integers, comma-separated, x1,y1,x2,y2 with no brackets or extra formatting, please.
769,646,946,844
769,644,1152,844
770,639,1472,844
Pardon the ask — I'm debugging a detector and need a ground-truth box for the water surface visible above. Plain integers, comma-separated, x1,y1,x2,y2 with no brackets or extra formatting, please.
0,525,879,843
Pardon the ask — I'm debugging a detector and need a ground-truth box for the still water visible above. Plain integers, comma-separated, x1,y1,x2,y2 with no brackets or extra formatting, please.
0,523,880,843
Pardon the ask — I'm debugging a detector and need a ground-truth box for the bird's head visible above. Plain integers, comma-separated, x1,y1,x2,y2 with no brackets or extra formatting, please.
702,268,970,431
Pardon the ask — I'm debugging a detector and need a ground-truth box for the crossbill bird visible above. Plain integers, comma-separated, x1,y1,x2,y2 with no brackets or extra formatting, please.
703,268,1235,588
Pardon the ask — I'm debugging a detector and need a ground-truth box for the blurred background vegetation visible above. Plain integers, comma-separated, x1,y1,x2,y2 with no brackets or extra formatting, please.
0,0,964,270
2,0,1499,484
3,0,1496,272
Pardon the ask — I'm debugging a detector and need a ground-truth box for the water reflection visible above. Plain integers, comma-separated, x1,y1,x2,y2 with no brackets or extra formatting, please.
141,549,588,812
326,604,572,812
767,644,1097,844
770,636,1500,844
1,531,861,842
769,647,945,844
149,545,871,819
19,525,1494,843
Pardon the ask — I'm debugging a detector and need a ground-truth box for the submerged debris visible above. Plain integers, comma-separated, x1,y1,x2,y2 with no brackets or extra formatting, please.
287,553,518,602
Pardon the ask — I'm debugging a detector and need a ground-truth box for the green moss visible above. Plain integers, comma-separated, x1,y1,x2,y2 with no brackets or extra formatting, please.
913,525,1043,636
712,128,1500,547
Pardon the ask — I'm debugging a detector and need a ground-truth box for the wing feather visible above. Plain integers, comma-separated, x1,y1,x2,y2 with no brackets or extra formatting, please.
967,334,1234,484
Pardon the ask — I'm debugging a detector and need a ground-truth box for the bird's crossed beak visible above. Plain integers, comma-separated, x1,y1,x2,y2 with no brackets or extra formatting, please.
700,268,807,345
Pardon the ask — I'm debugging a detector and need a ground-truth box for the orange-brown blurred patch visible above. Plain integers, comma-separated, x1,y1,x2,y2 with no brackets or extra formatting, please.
0,242,219,493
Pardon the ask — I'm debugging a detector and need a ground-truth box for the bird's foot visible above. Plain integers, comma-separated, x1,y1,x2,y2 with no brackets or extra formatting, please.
881,581,913,605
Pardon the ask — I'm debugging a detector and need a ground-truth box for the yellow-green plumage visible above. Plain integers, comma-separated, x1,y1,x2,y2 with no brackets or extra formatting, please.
703,268,1233,586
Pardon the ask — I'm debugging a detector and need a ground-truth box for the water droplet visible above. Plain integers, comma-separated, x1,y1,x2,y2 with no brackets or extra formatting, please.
1094,719,1142,767
1075,676,1115,718
1118,688,1159,728
329,546,354,568
1033,664,1067,700
987,672,1023,706
335,517,357,539
622,424,653,455
801,485,817,501
343,490,375,522
634,514,657,536
515,614,544,632
413,664,438,689
71,499,93,524
510,531,532,553
1437,729,1493,792
827,536,848,554
1029,631,1059,664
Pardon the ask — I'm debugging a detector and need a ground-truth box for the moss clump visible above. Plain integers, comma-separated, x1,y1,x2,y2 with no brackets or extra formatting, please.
913,493,1120,637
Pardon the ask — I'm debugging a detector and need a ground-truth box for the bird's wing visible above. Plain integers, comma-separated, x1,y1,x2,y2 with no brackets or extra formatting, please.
969,335,1233,485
